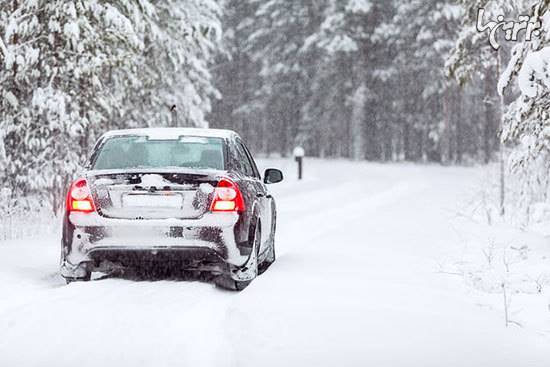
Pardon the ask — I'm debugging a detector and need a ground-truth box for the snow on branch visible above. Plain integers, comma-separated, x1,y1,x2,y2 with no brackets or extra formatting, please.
516,47,550,97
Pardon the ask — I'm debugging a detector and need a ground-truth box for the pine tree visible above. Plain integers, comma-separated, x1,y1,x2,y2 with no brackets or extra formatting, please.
242,0,322,156
0,0,222,213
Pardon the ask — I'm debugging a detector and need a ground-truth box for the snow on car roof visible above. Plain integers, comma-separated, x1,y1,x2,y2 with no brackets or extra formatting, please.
100,128,239,140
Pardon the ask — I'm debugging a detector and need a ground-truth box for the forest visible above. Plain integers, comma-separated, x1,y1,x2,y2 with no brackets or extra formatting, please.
1,0,549,220
4,2,550,361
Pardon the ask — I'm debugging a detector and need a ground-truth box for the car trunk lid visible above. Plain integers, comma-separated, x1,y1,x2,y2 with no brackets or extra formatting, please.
87,171,220,220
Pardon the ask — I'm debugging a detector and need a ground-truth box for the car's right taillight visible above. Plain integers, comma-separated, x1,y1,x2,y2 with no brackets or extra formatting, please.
210,178,245,213
67,178,96,213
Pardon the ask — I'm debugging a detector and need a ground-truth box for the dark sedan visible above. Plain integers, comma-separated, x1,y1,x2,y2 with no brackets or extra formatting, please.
60,128,283,290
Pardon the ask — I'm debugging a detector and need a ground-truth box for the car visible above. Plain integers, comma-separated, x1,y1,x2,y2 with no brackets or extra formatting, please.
60,128,283,290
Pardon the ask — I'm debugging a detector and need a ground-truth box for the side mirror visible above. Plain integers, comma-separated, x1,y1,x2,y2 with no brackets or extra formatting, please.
264,169,283,184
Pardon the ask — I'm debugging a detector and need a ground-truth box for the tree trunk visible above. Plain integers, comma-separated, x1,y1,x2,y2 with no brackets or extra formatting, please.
497,50,506,216
442,87,451,164
484,68,494,164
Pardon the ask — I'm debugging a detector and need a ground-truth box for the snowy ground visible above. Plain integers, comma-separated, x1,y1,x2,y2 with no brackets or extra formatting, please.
1,159,549,367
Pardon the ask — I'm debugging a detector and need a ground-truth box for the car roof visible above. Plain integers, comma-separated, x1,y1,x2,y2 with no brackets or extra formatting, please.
100,128,240,141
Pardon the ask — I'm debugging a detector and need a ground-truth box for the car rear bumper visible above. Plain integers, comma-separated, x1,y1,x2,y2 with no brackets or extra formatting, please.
61,212,248,278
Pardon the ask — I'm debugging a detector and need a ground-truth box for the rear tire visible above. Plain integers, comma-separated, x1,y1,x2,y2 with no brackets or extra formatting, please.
214,276,251,291
258,235,276,275
65,272,91,284
259,214,276,275
215,220,260,292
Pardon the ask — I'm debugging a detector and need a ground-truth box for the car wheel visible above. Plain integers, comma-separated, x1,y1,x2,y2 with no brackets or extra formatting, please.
259,214,276,275
214,276,251,291
215,220,260,291
65,272,91,284
258,234,276,275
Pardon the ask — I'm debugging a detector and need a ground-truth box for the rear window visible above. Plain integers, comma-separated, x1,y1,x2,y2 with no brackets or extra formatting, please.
92,136,226,171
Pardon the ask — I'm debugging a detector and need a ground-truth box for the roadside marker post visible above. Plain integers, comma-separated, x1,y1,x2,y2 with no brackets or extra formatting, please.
293,147,305,180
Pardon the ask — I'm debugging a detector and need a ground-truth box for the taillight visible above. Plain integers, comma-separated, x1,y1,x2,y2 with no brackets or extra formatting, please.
67,178,96,213
210,178,245,212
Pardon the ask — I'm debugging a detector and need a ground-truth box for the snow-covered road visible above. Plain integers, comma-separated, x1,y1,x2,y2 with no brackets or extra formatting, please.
0,159,548,367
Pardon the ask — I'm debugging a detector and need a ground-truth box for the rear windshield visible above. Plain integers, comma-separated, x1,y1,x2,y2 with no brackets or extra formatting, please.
92,136,226,171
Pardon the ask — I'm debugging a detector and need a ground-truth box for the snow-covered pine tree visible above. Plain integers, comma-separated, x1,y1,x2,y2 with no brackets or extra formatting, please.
449,0,550,219
209,0,264,151
301,0,377,160
1,1,142,210
211,0,502,162
240,0,322,156
119,0,222,130
446,0,524,164
376,0,464,162
0,0,222,214
496,1,550,217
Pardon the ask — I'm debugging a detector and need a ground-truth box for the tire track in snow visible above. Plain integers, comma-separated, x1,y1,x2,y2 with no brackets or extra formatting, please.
0,279,239,367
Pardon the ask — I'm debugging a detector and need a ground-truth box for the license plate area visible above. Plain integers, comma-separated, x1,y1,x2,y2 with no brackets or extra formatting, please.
122,193,183,209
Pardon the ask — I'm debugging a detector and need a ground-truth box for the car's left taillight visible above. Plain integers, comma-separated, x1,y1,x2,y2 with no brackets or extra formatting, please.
67,178,96,213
